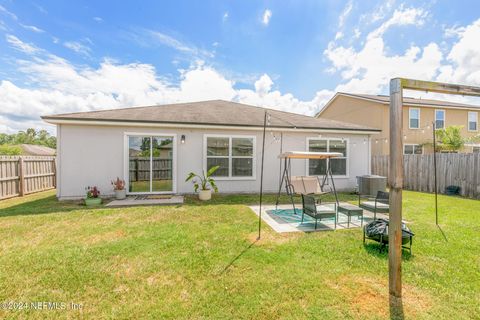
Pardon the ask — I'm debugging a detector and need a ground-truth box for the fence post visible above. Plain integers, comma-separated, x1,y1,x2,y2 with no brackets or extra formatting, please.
18,156,25,196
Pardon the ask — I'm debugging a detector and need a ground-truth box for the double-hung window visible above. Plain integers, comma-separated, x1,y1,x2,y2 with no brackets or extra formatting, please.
435,109,445,129
308,138,348,176
468,112,478,131
409,108,420,129
404,144,423,155
205,135,255,179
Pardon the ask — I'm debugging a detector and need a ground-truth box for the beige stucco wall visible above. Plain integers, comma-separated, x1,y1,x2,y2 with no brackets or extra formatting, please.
319,95,480,155
56,124,372,199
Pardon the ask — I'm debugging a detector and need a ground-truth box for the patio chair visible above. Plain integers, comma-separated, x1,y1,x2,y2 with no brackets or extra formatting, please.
301,194,337,230
358,191,389,220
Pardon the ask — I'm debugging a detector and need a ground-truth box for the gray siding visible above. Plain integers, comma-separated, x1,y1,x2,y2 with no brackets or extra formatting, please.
57,124,372,199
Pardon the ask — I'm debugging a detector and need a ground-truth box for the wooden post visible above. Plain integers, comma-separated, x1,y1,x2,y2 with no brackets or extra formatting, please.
18,156,25,196
53,157,57,188
386,77,480,318
389,78,403,308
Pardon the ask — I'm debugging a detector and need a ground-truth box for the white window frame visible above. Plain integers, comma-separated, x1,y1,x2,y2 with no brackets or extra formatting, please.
435,109,446,129
123,132,177,194
306,137,349,178
468,111,478,132
403,144,423,155
203,134,256,180
409,108,420,129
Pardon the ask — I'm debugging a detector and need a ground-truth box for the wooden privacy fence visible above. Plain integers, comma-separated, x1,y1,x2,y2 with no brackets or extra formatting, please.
129,157,172,181
0,156,56,200
372,153,480,198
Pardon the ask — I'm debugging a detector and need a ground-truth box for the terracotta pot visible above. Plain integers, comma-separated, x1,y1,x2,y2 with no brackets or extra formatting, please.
114,189,126,200
199,189,212,201
85,197,102,206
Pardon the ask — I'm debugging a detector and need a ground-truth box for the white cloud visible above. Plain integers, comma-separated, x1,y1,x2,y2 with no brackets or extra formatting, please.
0,5,17,20
0,45,333,133
6,34,40,54
93,17,103,23
254,74,273,97
0,20,9,31
20,23,44,33
338,0,353,28
132,29,215,59
64,41,92,57
367,6,427,40
353,28,361,39
438,19,480,85
360,0,396,25
323,6,441,94
223,12,229,22
262,9,272,26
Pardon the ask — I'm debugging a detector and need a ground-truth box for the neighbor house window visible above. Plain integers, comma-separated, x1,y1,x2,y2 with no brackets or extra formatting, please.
468,112,478,131
404,144,423,155
435,109,445,129
205,135,255,178
308,138,347,176
409,108,420,129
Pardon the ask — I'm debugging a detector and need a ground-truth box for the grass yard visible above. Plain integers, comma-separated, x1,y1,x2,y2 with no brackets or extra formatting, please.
0,190,479,319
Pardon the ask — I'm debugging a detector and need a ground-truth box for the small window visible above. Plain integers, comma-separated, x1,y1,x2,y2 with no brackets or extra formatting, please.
205,136,255,178
404,144,423,155
409,108,420,129
308,138,347,176
435,110,445,129
468,112,478,131
473,147,480,154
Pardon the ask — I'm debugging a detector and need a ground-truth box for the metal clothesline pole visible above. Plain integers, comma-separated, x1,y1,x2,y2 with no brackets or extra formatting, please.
432,121,438,225
258,110,268,240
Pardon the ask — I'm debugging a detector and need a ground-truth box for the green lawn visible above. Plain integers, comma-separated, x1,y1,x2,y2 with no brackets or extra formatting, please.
129,179,173,192
0,190,479,319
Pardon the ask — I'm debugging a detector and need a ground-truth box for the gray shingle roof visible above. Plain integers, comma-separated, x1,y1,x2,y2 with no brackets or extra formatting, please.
20,144,56,156
42,100,379,132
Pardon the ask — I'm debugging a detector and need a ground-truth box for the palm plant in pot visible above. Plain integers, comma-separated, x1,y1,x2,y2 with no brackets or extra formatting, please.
85,186,102,206
111,177,126,200
185,166,219,200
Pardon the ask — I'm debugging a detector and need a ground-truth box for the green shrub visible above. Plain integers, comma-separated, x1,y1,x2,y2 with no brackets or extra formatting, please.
0,145,22,155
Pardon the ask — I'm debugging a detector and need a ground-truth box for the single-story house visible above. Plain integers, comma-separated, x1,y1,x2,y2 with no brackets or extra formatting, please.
42,100,380,200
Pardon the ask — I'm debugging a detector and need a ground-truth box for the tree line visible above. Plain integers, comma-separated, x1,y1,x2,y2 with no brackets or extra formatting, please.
0,128,56,155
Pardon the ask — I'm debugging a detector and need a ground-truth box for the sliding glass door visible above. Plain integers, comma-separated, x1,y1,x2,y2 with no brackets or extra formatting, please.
128,135,174,193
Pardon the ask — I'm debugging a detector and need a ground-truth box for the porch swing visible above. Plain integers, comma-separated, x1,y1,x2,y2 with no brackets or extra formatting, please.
274,151,343,214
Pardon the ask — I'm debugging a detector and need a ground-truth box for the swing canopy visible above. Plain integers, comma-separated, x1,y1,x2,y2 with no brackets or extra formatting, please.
278,151,343,159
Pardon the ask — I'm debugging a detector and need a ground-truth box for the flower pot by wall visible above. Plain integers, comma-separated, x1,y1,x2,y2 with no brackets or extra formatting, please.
199,189,212,201
114,189,127,200
85,197,102,206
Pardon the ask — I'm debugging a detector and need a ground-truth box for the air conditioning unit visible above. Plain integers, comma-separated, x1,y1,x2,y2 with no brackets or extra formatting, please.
357,175,387,196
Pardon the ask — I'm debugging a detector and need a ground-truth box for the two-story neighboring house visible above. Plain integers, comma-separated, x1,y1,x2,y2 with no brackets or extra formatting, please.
316,92,480,155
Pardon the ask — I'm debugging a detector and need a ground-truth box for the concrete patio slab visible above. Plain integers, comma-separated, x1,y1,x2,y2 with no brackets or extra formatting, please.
249,203,389,233
106,195,184,207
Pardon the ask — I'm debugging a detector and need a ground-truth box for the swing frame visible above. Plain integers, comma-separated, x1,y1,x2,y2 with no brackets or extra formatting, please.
274,151,342,213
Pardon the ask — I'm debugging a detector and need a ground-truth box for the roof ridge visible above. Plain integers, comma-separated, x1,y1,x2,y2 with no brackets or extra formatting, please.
338,92,480,107
49,100,232,117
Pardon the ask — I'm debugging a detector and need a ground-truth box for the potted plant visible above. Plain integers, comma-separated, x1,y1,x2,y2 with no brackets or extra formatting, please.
185,166,219,201
85,186,102,206
111,177,126,200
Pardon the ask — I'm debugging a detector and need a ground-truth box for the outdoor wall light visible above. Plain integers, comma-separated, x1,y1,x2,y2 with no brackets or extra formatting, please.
181,135,186,144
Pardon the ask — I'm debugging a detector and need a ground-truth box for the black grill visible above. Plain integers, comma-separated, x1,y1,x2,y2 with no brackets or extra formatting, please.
363,219,414,253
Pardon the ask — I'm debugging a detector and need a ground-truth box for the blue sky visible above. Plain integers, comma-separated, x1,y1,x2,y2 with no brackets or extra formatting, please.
1,0,480,132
